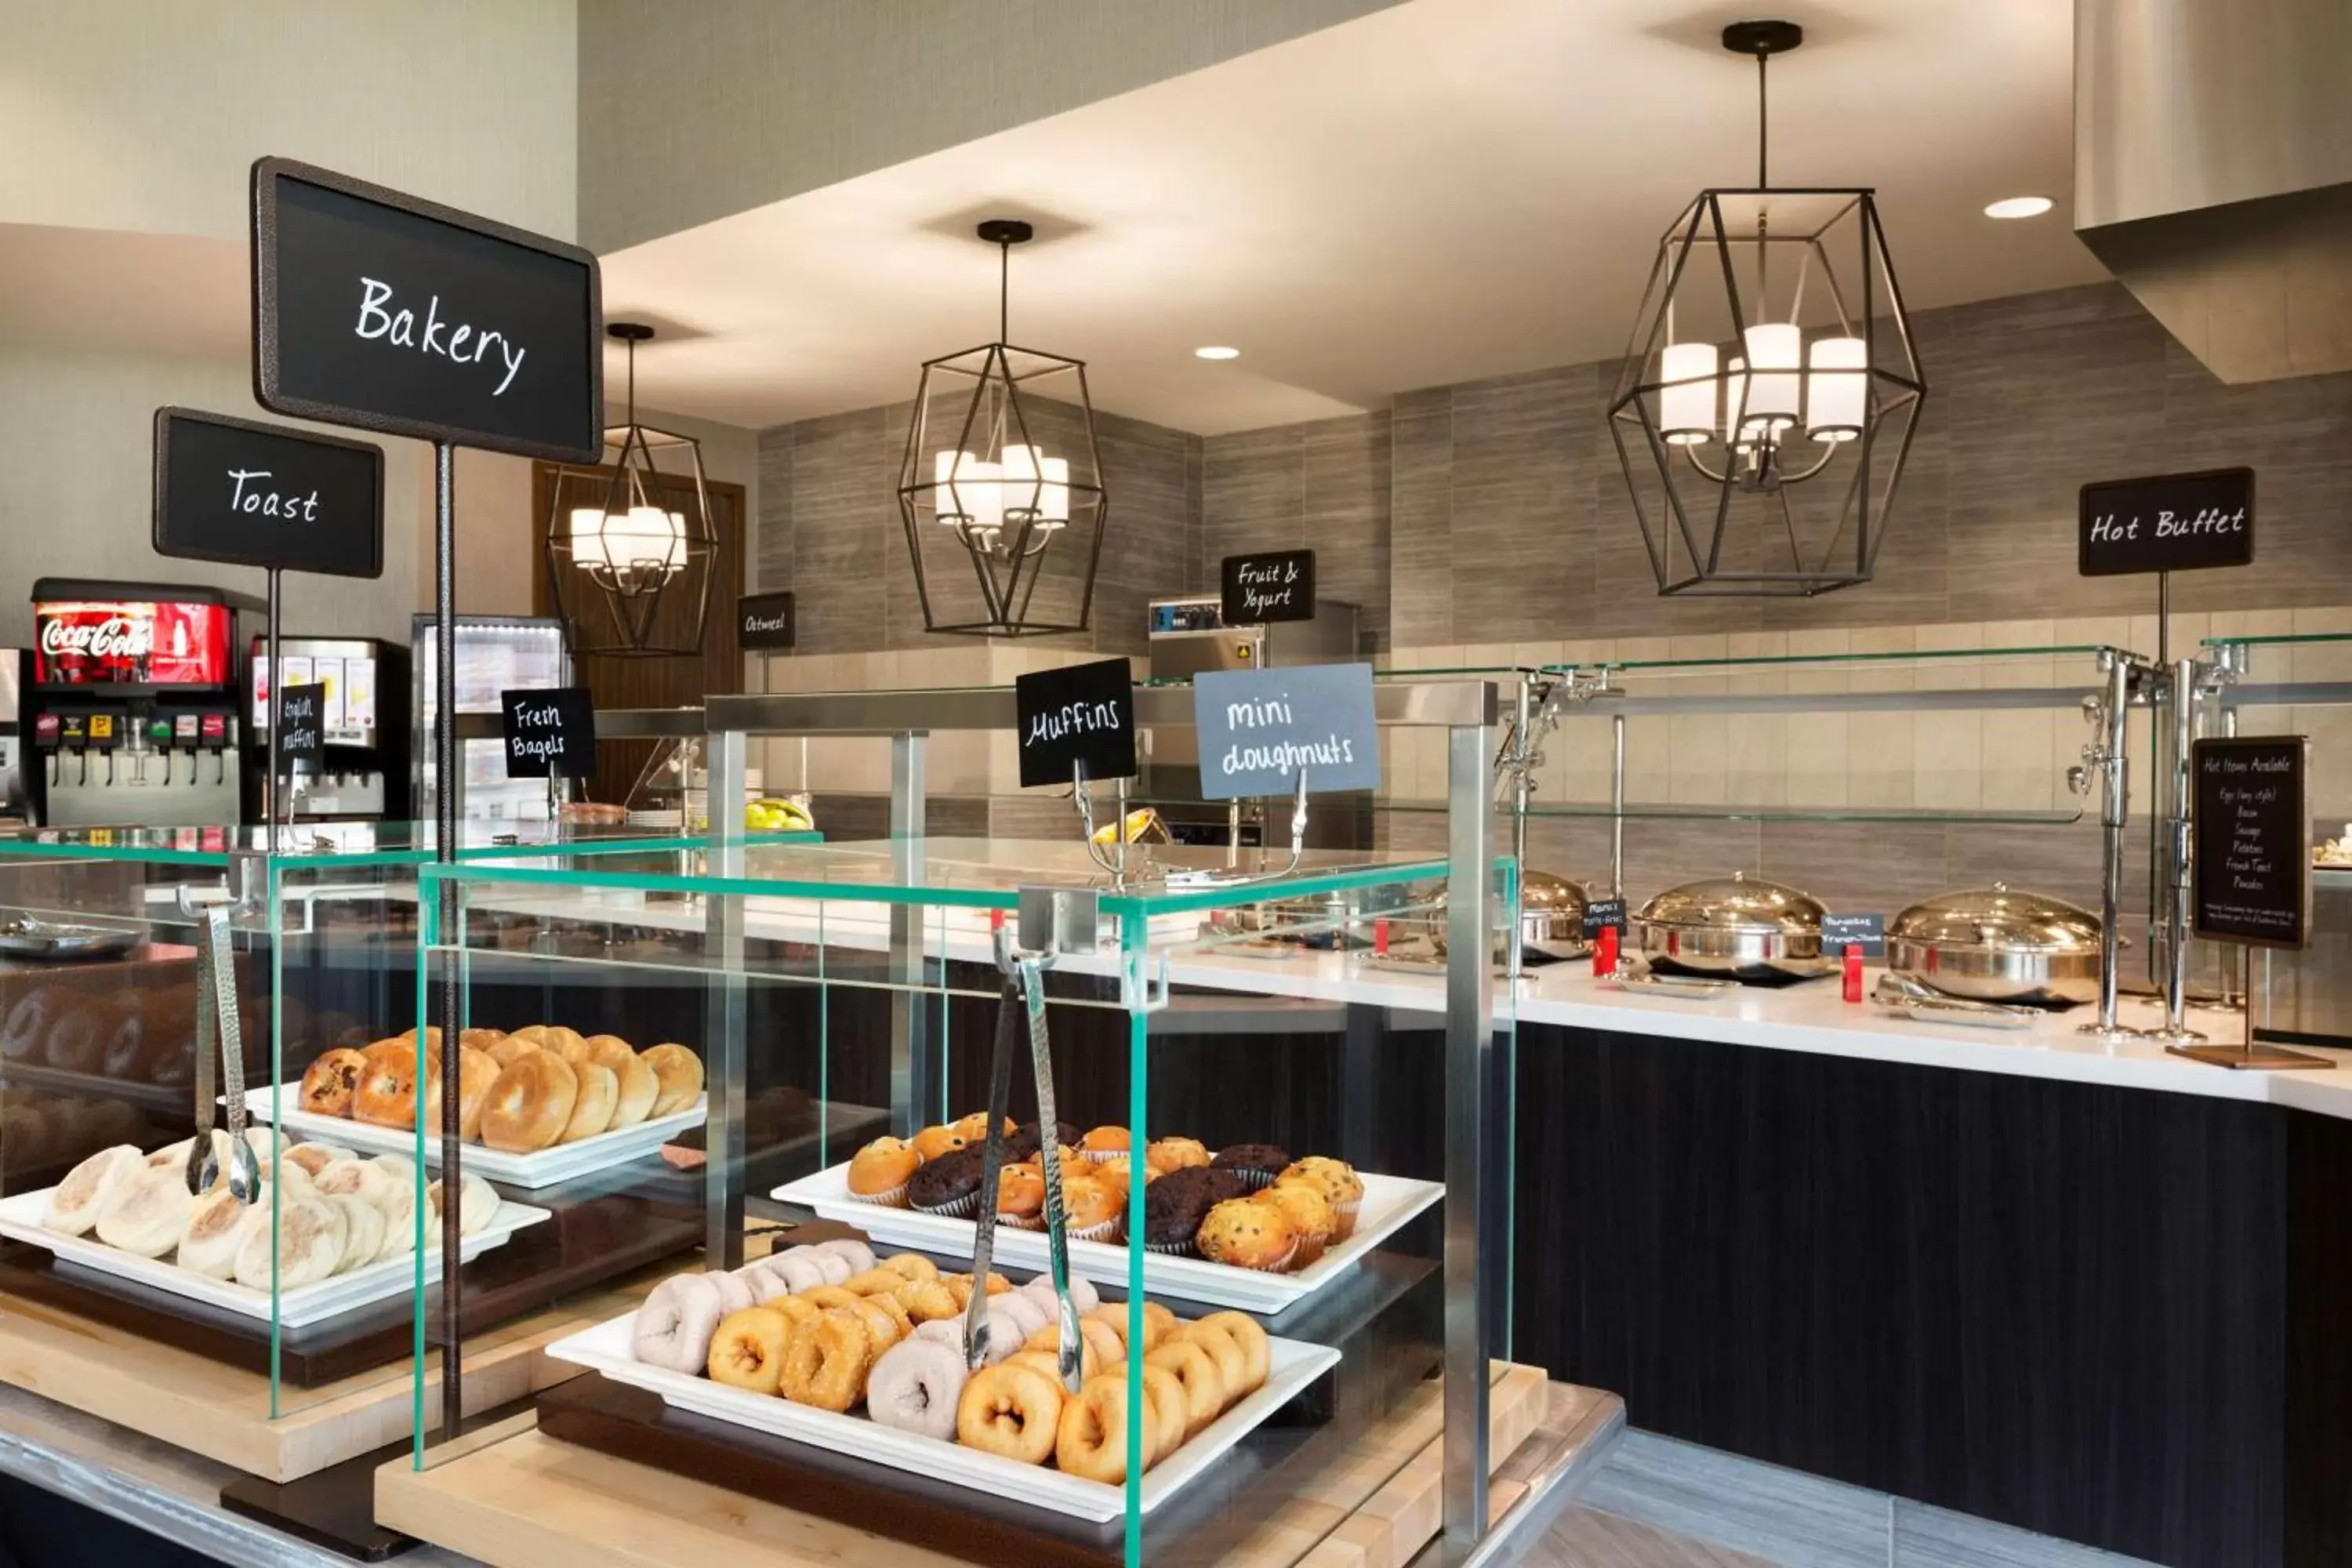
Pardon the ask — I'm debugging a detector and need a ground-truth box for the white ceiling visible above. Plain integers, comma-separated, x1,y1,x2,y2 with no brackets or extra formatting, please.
600,0,2105,436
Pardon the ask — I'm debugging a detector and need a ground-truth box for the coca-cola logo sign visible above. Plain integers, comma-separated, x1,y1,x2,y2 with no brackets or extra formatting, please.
39,615,153,660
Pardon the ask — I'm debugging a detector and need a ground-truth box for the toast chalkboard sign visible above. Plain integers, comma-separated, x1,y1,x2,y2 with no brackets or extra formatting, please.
1014,658,1135,788
1221,550,1316,625
1192,662,1381,800
252,158,601,463
737,591,797,652
2191,734,2310,949
152,408,385,579
276,684,325,768
501,687,597,779
2078,468,2254,577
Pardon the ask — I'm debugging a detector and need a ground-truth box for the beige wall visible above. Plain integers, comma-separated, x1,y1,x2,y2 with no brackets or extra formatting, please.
577,0,1408,252
0,0,577,241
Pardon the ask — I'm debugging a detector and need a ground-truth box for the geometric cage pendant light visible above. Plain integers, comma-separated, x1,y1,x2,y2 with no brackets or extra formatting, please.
1606,21,1926,597
542,322,719,655
897,219,1109,637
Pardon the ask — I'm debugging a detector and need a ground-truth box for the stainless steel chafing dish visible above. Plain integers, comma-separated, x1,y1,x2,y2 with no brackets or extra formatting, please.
1885,883,2108,1008
1634,871,1832,982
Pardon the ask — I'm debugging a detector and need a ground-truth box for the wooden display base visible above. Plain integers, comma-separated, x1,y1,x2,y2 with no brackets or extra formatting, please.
376,1362,1555,1568
0,1283,589,1483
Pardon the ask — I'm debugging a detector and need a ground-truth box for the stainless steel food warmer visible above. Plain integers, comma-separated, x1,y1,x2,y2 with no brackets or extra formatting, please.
1885,883,2108,1008
1634,871,1832,982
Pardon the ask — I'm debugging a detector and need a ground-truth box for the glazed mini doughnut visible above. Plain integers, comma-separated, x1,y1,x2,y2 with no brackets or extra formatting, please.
956,1362,1063,1465
477,1051,578,1153
95,1166,196,1257
1086,1303,1164,1359
879,1252,938,1283
1006,1348,1094,1389
1139,1363,1187,1464
1055,1373,1151,1484
706,1305,791,1395
557,1060,619,1143
1023,1317,1123,1374
766,1247,828,1295
1146,1341,1226,1436
771,1294,822,1334
866,1338,969,1440
1021,1272,1100,1316
1141,1301,1178,1345
989,1288,1050,1341
801,1284,862,1312
811,1238,876,1275
1194,1312,1270,1394
779,1308,873,1412
0,988,57,1062
848,1295,904,1352
842,1267,908,1297
353,1038,437,1130
635,1272,726,1373
706,1269,756,1316
455,1047,501,1142
640,1044,704,1117
1172,1319,1247,1398
892,1277,960,1323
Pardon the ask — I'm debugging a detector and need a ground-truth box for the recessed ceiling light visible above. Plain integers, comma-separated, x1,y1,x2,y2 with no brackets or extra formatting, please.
1194,345,1240,361
1984,196,2054,220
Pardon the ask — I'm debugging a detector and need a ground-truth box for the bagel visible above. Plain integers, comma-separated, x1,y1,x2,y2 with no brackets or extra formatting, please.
97,1004,154,1078
0,988,59,1062
640,1044,703,1117
956,1361,1062,1465
556,1060,618,1143
482,1036,538,1068
299,1048,368,1117
578,1034,634,1071
455,1047,501,1142
477,1051,578,1153
458,1028,506,1053
353,1038,439,1130
538,1025,586,1061
42,1005,105,1074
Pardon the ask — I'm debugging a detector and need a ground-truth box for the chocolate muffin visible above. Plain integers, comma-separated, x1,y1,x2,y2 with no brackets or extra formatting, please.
1142,1166,1250,1251
1004,1119,1083,1162
1211,1143,1292,1189
906,1145,985,1216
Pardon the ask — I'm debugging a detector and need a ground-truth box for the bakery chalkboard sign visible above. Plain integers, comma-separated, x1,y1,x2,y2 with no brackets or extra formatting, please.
1192,662,1381,800
501,686,597,779
1014,657,1135,788
152,408,384,579
2078,467,2254,577
737,591,796,652
1221,550,1316,625
2191,734,2310,949
276,683,325,768
251,157,601,463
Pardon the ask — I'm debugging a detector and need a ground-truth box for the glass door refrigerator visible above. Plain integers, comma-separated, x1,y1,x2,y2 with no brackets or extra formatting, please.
410,615,569,825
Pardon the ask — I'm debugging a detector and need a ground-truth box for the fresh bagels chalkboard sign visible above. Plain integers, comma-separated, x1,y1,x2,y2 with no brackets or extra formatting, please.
500,687,597,779
152,408,384,579
1221,550,1316,625
251,157,602,463
1014,657,1135,788
2191,734,2310,949
2078,467,2254,577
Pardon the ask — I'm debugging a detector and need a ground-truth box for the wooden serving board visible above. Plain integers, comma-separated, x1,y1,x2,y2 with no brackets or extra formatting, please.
374,1361,1551,1568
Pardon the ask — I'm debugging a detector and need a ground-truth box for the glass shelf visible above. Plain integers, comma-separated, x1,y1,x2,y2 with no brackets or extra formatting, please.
1370,797,2088,826
0,820,822,868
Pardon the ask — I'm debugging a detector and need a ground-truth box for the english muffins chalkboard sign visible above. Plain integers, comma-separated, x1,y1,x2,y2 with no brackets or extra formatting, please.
251,157,601,462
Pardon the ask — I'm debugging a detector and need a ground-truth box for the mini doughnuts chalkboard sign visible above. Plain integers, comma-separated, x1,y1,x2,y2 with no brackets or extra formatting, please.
500,686,597,779
251,157,601,463
276,684,325,768
1192,662,1381,799
2078,468,2254,577
2191,734,2310,949
1221,550,1316,625
152,408,384,579
1014,657,1135,788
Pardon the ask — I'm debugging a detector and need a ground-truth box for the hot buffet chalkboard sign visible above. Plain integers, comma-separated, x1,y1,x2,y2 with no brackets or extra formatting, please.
2190,734,2310,949
2078,467,2254,578
250,157,601,463
152,408,384,579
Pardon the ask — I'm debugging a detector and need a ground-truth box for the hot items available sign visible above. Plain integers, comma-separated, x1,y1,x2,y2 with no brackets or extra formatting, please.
2191,735,2310,949
1192,662,1381,799
500,687,596,779
2078,468,2254,576
33,599,232,688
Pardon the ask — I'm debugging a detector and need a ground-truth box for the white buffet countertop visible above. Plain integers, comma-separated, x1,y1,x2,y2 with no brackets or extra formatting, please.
417,884,2352,1120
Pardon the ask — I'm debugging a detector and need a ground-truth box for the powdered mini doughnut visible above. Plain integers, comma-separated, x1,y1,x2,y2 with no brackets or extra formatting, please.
866,1338,969,1441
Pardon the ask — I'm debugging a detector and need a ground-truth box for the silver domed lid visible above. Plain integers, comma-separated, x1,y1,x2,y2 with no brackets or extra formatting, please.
1889,883,2102,953
1638,870,1823,935
1521,870,1590,917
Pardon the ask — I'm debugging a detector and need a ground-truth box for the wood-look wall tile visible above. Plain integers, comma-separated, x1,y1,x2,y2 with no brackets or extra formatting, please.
1391,404,1454,648
1302,411,1391,650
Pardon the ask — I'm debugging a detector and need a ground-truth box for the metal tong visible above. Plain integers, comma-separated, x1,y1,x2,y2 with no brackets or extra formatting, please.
185,906,261,1200
1871,971,2040,1030
963,924,1085,1393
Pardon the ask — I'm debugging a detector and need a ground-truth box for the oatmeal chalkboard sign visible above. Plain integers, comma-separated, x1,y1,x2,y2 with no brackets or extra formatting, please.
1220,550,1316,625
2078,468,2254,577
1014,657,1135,787
251,158,601,462
153,408,385,579
2191,734,2310,949
736,591,796,652
501,687,597,779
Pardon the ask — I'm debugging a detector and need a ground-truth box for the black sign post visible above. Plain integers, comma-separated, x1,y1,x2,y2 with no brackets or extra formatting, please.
253,157,604,1432
1014,658,1136,789
2176,734,2330,1071
1221,550,1317,625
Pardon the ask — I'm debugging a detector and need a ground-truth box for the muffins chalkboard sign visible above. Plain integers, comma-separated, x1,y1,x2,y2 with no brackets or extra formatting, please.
2190,735,2310,949
1014,657,1135,787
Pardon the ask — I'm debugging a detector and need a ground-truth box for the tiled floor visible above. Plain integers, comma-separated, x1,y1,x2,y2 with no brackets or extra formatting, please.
1528,1506,1780,1567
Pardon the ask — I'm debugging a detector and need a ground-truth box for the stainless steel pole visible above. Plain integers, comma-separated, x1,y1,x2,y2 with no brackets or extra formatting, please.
2082,652,2135,1037
432,441,463,1443
887,731,932,1131
2158,655,2205,1043
1442,711,1496,1559
1610,711,1627,898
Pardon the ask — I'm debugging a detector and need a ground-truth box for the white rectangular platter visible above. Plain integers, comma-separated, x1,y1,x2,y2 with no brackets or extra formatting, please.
771,1166,1443,1313
0,1189,550,1328
245,1083,709,1190
547,1309,1339,1523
